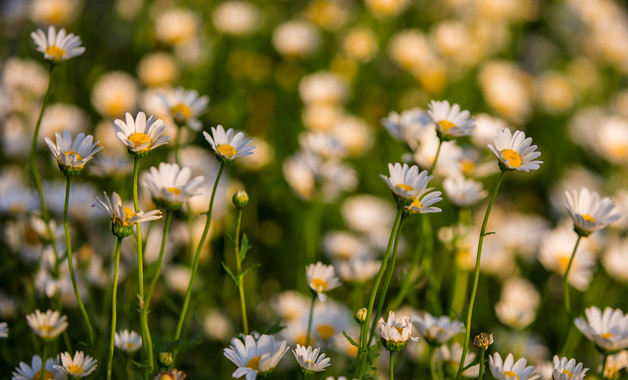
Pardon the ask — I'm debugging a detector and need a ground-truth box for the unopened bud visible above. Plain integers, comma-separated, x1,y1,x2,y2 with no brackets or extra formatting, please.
233,189,249,209
473,332,494,350
355,308,368,324
158,352,173,367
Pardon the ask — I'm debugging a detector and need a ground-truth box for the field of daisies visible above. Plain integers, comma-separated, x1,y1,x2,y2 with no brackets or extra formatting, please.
3,0,628,379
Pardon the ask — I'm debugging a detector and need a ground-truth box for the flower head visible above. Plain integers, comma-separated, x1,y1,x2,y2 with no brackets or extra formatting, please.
159,87,209,130
203,125,255,163
54,351,97,378
44,130,102,176
377,311,417,352
293,345,331,375
26,309,68,339
153,369,186,380
488,352,539,380
31,26,85,62
306,262,341,302
443,176,488,207
412,313,465,345
12,355,61,380
405,190,443,215
574,306,628,351
427,100,475,140
552,356,588,380
380,163,432,205
488,128,542,172
143,163,205,210
223,334,289,380
93,191,162,238
565,188,622,237
115,329,142,353
113,112,169,157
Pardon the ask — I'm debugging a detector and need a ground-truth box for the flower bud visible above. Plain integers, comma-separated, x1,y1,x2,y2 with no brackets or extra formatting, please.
158,352,173,367
473,332,494,350
355,307,367,324
232,189,249,209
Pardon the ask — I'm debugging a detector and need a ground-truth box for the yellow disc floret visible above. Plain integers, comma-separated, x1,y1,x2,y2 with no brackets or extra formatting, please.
67,365,85,375
503,371,519,380
316,324,336,340
394,184,414,194
33,369,56,380
216,144,237,158
562,369,573,379
45,45,66,61
311,278,328,291
501,149,522,168
167,187,182,195
129,132,151,151
438,120,457,133
246,356,261,370
171,103,193,119
582,214,596,223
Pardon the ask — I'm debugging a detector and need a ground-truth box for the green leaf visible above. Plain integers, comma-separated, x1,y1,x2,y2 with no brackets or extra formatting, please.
239,234,252,261
263,322,286,335
240,263,261,279
221,261,238,285
156,336,203,352
342,330,359,347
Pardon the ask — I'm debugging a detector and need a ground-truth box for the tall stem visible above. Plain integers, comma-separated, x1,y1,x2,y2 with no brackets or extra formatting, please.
233,208,249,334
63,175,94,345
357,208,403,379
429,345,439,380
478,348,486,380
174,164,225,340
455,171,505,380
107,237,123,380
305,293,316,347
429,139,443,175
563,235,583,319
40,342,48,380
389,351,395,380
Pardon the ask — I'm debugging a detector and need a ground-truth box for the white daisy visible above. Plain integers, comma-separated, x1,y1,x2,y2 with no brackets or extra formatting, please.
223,334,289,380
377,311,417,352
31,26,85,62
142,162,205,209
92,191,162,238
427,100,475,140
443,176,488,207
412,313,465,345
203,125,255,162
335,257,380,284
114,329,142,353
54,351,97,378
574,306,628,351
565,188,622,237
306,262,341,302
293,345,331,374
405,190,443,215
488,128,542,172
0,321,7,338
494,277,540,329
113,112,169,156
158,87,209,131
489,352,539,380
380,162,431,201
26,309,68,339
11,355,61,380
552,355,588,380
44,130,102,176
381,107,432,148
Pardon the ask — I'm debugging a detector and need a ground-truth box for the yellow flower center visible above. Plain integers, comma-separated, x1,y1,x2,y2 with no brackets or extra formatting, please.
171,103,193,119
316,324,336,340
503,371,519,380
216,144,237,158
562,369,574,378
582,214,596,223
39,324,54,334
501,149,522,168
167,187,182,195
105,98,126,117
609,143,628,159
129,133,151,150
395,184,414,193
158,375,174,380
311,278,328,291
45,46,66,61
32,370,56,380
63,151,83,161
246,356,261,370
393,326,404,335
116,206,136,227
602,332,613,339
460,159,475,175
296,334,310,346
438,119,457,133
67,365,85,375
410,197,422,210
126,342,135,350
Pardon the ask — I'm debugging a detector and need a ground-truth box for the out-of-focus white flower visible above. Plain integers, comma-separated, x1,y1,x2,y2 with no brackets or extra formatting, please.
299,132,346,160
91,71,139,119
336,257,380,284
223,334,289,380
575,306,628,351
212,1,260,36
26,309,68,339
306,262,341,302
471,114,512,148
604,351,628,379
115,329,142,353
479,61,533,123
427,100,475,140
137,52,179,88
29,0,81,26
381,107,432,149
31,26,85,62
603,238,628,283
342,27,378,62
154,8,199,46
565,188,621,237
299,71,348,106
158,87,208,131
11,355,61,380
2,57,48,97
552,355,588,380
443,177,487,207
488,128,542,172
40,103,88,139
488,352,539,380
494,277,540,329
412,313,464,345
323,231,373,261
537,72,575,114
365,0,410,18
273,20,321,59
204,309,233,341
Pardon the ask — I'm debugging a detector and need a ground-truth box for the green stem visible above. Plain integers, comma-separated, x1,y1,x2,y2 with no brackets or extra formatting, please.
143,211,172,373
429,139,443,175
40,341,47,380
305,293,316,347
174,125,182,165
357,208,403,379
389,220,426,311
63,175,94,346
601,352,609,379
132,156,151,378
563,235,583,320
455,171,505,380
389,351,395,380
478,348,486,380
430,345,439,380
233,208,249,334
421,216,441,314
174,164,225,340
107,237,123,380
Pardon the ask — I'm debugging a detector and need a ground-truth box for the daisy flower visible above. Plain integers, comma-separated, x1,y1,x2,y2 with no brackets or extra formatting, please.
405,190,443,215
376,311,417,352
31,26,85,62
0,321,7,338
54,351,98,378
44,130,102,176
306,262,341,302
12,355,61,380
427,100,476,140
143,162,205,210
565,188,622,237
412,313,465,345
92,191,162,238
488,128,542,172
293,345,331,375
203,125,255,163
574,306,628,351
26,309,68,339
153,369,186,380
159,87,209,130
552,356,588,380
336,257,380,284
223,334,289,380
380,163,432,204
113,112,169,157
443,177,488,207
488,352,539,380
115,329,142,353
381,108,432,148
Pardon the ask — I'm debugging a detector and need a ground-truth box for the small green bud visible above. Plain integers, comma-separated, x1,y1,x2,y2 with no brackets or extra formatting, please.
233,189,249,209
158,352,173,367
355,308,368,324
